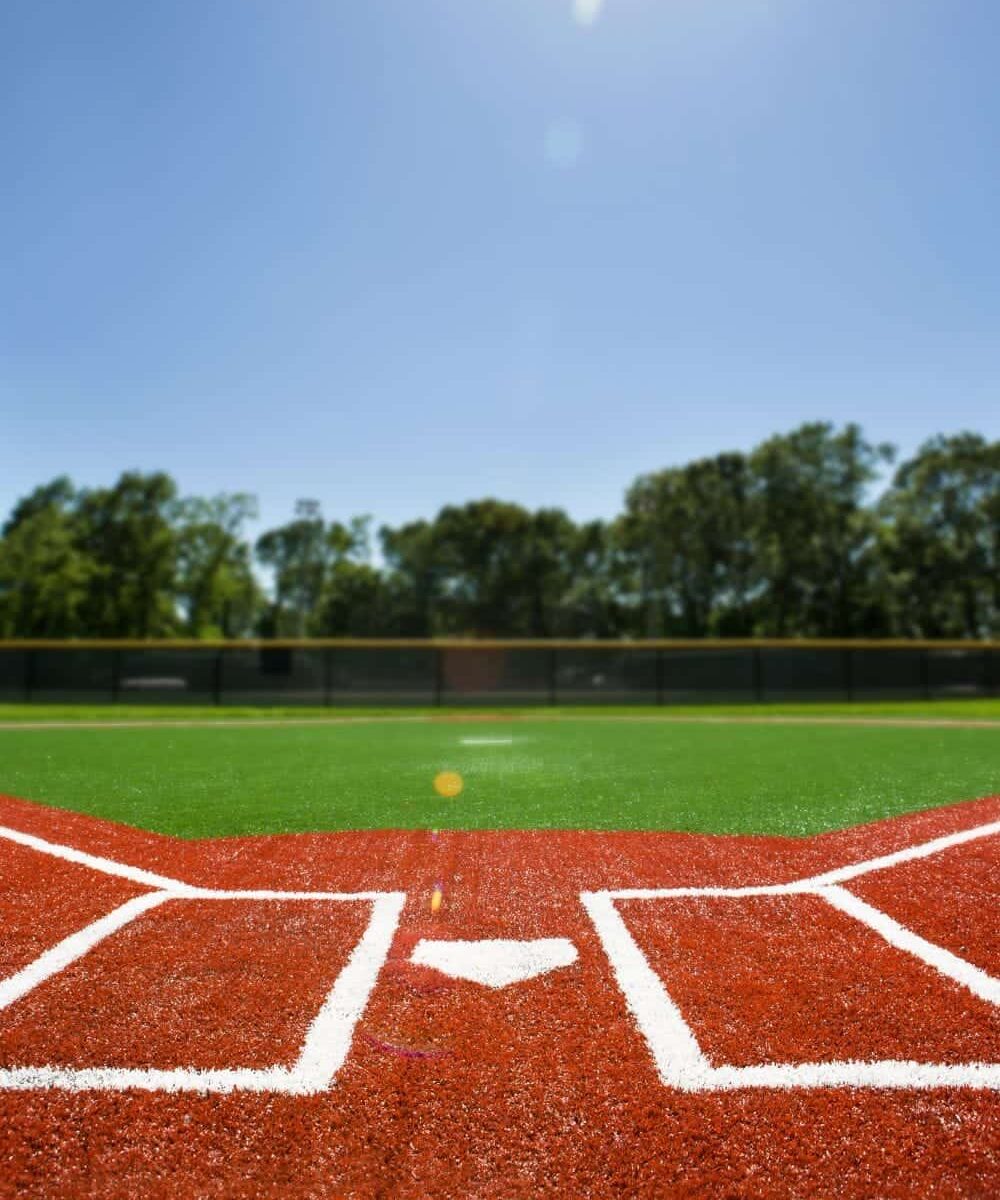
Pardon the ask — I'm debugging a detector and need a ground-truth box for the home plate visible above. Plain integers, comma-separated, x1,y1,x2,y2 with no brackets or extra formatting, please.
409,938,578,988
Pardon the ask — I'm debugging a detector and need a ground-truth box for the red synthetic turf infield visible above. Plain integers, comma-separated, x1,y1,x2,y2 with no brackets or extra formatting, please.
0,793,997,1198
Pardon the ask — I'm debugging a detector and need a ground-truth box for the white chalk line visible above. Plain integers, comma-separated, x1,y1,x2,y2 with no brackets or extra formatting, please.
606,818,1000,900
583,815,1000,1091
580,893,708,1082
294,891,406,1091
818,884,1000,1008
0,824,406,1093
459,737,513,746
0,893,173,1013
0,824,191,892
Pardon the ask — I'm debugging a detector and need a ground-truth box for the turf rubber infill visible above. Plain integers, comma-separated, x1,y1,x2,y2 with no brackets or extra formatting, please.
0,793,997,1198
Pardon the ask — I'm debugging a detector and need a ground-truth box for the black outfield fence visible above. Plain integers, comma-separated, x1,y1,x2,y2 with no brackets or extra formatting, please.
0,640,997,706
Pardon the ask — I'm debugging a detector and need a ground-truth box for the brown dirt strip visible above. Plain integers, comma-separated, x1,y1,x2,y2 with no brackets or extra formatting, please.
0,713,998,731
0,794,997,1198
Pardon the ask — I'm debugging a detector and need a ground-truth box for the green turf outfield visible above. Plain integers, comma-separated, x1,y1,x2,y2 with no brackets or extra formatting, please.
0,703,997,839
1,698,999,722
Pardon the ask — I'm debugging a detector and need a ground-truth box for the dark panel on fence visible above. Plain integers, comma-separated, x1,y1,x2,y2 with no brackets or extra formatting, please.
117,647,217,704
927,647,991,698
850,648,924,698
554,648,658,703
221,647,326,706
0,649,27,702
30,649,116,703
759,648,848,701
329,647,437,705
659,648,757,704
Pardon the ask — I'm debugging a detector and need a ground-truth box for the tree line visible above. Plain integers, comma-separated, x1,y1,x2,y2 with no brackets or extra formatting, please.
1,424,996,641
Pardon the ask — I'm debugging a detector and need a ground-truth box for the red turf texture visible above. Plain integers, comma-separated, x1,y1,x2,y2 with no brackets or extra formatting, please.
0,792,997,1198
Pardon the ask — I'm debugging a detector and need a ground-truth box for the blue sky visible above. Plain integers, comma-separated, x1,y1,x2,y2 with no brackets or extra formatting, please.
3,0,998,538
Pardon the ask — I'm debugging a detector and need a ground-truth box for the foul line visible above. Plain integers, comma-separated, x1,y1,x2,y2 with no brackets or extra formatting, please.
605,818,1000,900
0,824,192,892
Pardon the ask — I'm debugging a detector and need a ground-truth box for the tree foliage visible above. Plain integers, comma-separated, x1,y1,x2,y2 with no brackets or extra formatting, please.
0,426,996,640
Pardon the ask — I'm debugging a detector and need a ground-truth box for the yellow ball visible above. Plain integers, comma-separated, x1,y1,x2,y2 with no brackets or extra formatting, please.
433,770,464,798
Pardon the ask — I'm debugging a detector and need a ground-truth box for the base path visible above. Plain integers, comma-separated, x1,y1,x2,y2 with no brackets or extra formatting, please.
0,794,997,1198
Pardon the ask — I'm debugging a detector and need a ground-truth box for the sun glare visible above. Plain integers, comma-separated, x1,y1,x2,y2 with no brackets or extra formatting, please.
572,0,604,27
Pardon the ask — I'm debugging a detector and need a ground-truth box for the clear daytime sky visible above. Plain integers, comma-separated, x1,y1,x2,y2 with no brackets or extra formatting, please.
2,0,998,536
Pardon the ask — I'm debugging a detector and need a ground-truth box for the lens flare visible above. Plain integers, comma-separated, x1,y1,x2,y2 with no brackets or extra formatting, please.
433,770,464,798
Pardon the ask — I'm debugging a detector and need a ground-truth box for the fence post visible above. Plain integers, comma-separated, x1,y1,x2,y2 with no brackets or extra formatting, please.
213,649,224,706
24,650,35,703
434,647,444,707
920,647,931,700
655,648,664,706
843,647,854,702
548,648,557,706
111,649,122,704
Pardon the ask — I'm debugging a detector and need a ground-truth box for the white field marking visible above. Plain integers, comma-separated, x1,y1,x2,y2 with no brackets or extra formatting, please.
2,1059,996,1095
685,1061,1000,1093
0,892,172,1011
817,884,1000,1006
0,891,405,1094
0,1066,300,1094
802,819,1000,889
410,937,578,988
580,892,710,1086
0,821,407,1093
293,891,406,1091
605,818,1000,901
0,824,192,893
582,817,1000,1092
459,737,513,746
583,889,1000,1092
0,824,391,904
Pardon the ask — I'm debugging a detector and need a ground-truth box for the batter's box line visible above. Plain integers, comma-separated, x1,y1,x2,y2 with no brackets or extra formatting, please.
582,817,1000,1092
0,823,406,1094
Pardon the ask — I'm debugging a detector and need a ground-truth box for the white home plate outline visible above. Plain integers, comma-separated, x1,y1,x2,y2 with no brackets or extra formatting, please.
0,824,405,1094
582,818,1000,1091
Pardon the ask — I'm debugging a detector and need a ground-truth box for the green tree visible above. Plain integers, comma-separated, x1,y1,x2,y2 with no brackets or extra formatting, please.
74,471,180,637
429,500,539,635
256,505,373,636
0,480,95,637
558,520,629,637
313,562,388,635
1,476,77,537
173,494,261,637
622,452,755,636
379,519,443,635
748,424,893,636
256,501,329,637
879,434,999,637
